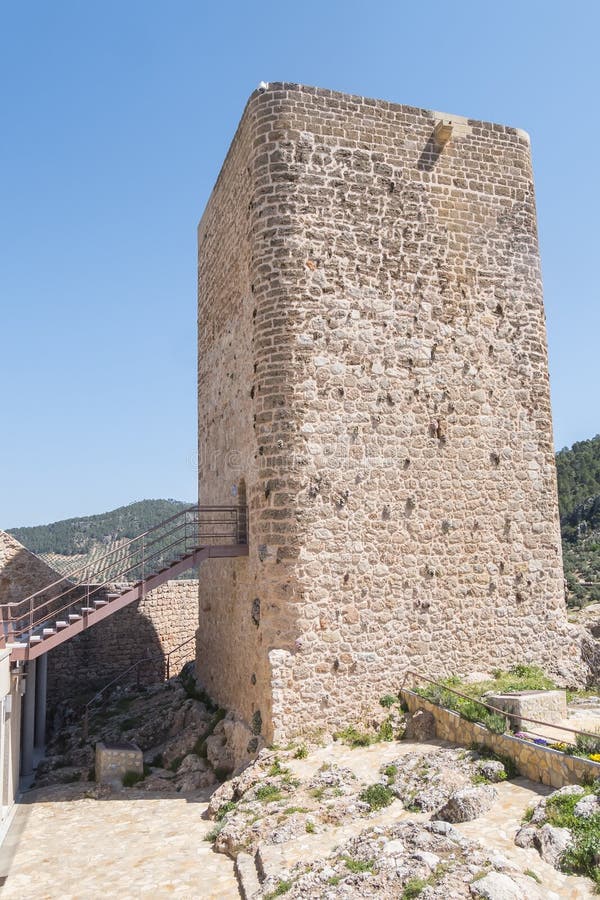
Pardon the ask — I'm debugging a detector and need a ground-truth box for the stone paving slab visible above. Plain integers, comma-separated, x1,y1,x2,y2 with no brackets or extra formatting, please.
0,785,239,899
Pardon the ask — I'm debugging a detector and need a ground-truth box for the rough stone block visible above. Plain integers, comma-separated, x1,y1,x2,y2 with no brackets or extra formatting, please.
486,690,567,729
95,741,143,787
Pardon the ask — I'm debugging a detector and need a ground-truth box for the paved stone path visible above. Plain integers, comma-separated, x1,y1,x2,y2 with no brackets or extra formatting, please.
0,784,239,899
0,740,595,898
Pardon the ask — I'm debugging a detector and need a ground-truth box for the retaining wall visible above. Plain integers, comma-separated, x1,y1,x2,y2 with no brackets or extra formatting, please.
401,688,600,788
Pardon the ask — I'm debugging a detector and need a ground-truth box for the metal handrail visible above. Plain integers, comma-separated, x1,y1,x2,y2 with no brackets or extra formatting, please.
1,505,247,645
2,505,244,612
82,634,197,738
402,669,600,743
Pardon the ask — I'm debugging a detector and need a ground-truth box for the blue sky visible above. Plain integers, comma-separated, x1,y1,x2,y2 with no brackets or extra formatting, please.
1,1,598,527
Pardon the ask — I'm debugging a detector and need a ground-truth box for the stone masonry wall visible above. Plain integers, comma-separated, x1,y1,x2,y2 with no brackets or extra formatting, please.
47,579,199,705
197,83,580,744
0,531,198,704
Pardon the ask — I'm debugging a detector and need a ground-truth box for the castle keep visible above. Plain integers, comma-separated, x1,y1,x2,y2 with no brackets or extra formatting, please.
197,83,576,743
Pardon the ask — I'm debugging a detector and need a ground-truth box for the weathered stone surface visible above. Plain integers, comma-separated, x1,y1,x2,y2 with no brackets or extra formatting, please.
574,792,600,819
477,760,507,783
514,826,537,848
196,82,584,743
534,823,573,867
404,709,436,741
437,784,498,823
470,871,534,899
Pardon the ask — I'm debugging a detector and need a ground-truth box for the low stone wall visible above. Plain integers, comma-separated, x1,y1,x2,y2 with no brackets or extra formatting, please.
400,689,600,789
47,579,199,706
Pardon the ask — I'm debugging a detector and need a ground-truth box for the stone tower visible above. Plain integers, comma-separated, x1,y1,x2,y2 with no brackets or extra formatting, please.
197,83,576,743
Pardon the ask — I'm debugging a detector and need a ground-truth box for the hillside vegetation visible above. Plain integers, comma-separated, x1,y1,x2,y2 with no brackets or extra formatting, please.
556,435,600,606
8,499,193,578
7,436,600,605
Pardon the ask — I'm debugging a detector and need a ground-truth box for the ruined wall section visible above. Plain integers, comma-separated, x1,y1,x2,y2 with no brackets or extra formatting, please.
198,84,578,743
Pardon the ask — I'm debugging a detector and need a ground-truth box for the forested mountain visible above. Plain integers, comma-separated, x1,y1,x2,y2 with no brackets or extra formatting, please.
8,499,193,577
6,435,600,606
556,435,600,521
556,435,600,606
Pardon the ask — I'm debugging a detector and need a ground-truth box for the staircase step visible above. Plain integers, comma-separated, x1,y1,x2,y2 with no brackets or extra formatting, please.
94,600,109,607
29,636,42,644
56,621,69,629
80,607,94,614
42,628,56,636
68,614,82,622
105,593,120,600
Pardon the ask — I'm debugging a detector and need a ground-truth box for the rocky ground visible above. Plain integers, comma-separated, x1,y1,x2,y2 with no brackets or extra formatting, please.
37,663,262,794
31,672,598,898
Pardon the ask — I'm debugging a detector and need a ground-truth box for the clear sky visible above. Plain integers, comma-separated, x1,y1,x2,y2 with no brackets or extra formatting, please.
1,1,598,528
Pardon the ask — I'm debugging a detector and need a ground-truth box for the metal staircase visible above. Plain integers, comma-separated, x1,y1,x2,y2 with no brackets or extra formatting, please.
0,505,248,662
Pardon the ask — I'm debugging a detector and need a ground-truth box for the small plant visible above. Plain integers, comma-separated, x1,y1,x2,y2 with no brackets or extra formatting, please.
471,744,518,779
384,764,398,783
264,880,292,899
470,774,490,785
283,806,309,815
122,770,143,787
359,783,394,810
293,745,308,759
216,801,237,821
327,875,342,886
380,694,397,708
334,725,372,748
574,730,600,758
522,806,534,824
268,759,290,777
256,784,284,803
524,869,542,883
204,823,223,842
305,821,315,833
402,876,428,898
344,857,375,873
378,718,394,742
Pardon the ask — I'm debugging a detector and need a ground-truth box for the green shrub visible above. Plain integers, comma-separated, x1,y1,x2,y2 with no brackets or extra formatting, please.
402,877,428,898
216,801,237,821
264,880,292,899
122,770,143,787
378,718,394,742
293,745,308,759
150,753,164,768
344,857,375,873
545,788,600,884
380,694,397,708
256,784,284,803
334,725,373,748
359,783,394,810
268,759,290,777
305,821,315,833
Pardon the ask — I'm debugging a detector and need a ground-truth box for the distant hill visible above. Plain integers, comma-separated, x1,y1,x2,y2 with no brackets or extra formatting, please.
7,436,600,607
556,435,600,607
8,499,194,579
